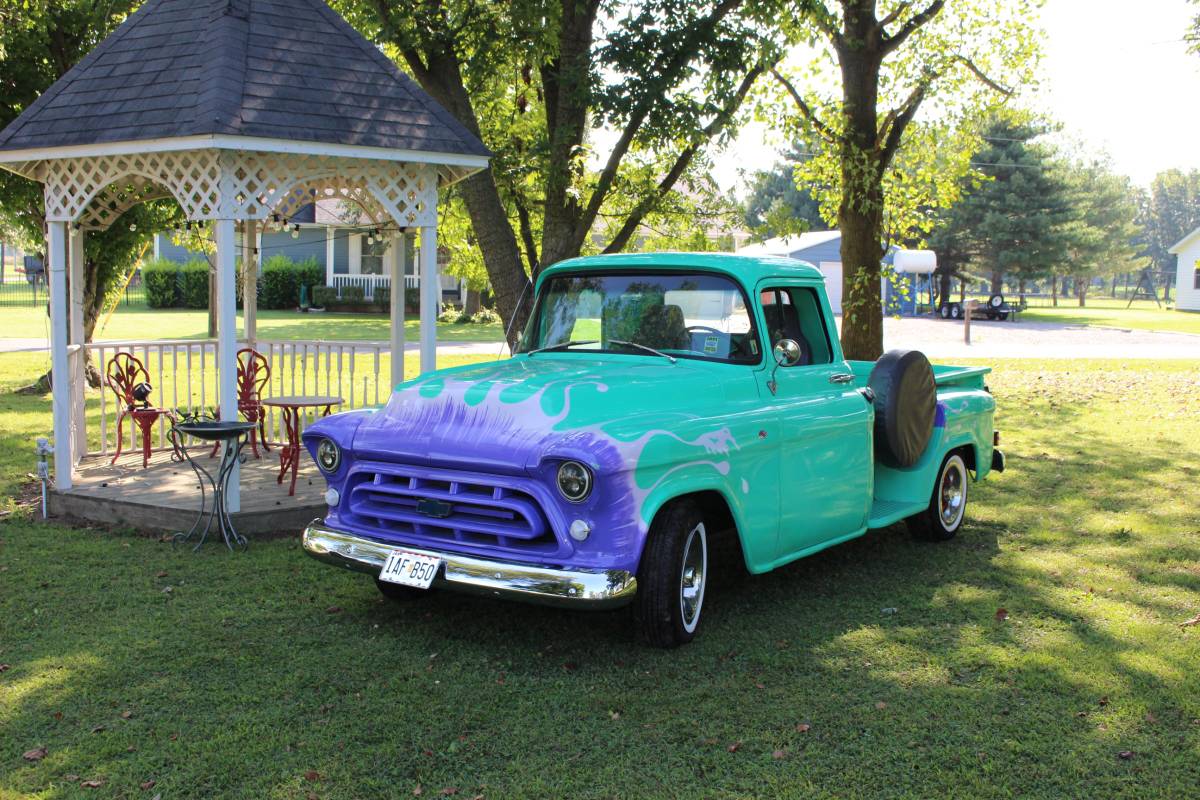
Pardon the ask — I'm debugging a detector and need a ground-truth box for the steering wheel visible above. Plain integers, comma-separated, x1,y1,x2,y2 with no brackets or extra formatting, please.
685,325,723,336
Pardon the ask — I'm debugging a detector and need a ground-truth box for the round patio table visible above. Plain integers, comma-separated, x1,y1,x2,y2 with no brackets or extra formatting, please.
262,395,343,495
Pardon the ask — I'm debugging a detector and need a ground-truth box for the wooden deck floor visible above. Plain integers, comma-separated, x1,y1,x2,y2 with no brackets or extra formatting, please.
49,446,325,537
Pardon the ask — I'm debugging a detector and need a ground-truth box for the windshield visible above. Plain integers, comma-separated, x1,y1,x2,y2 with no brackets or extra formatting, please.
517,271,761,363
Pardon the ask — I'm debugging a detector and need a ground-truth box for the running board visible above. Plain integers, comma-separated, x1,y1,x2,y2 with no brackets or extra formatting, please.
868,498,927,529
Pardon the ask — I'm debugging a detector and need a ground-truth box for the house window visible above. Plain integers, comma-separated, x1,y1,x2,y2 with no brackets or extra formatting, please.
360,238,387,275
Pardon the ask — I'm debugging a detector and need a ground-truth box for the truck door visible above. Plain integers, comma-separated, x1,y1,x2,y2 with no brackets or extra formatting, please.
757,285,872,559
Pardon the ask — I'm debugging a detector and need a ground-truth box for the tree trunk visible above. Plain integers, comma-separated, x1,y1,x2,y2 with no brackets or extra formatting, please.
990,271,1003,294
937,268,952,310
1018,278,1026,301
838,201,884,360
1077,278,1087,307
463,286,481,316
1051,274,1058,306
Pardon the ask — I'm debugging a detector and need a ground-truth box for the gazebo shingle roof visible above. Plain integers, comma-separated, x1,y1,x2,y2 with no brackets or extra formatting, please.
0,0,489,159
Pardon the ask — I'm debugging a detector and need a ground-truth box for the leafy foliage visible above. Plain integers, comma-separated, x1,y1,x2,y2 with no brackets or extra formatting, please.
141,258,180,309
1136,169,1200,278
767,0,1042,358
743,145,827,241
260,255,322,310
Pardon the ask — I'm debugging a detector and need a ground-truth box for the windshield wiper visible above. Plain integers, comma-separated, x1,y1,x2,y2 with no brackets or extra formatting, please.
607,339,677,364
525,339,599,356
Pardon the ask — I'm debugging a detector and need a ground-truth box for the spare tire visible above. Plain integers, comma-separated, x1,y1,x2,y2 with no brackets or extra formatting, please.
867,350,937,468
988,293,1004,309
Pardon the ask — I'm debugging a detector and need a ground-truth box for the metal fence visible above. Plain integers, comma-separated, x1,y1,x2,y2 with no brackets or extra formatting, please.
0,277,146,308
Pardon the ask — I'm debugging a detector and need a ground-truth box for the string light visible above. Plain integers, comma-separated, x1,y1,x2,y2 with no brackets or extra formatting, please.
291,223,301,239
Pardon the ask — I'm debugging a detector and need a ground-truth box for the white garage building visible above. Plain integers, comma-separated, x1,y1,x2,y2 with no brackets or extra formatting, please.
1168,226,1200,312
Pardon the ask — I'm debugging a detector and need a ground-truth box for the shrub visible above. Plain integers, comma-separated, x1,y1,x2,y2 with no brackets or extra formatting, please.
312,286,338,308
405,287,420,313
179,259,210,309
260,255,321,309
141,258,179,308
374,286,390,309
469,307,502,325
438,303,462,324
341,285,365,303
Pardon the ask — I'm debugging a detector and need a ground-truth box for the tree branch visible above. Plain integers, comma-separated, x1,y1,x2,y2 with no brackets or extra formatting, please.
514,195,540,273
571,0,746,251
880,0,944,54
877,1,911,29
878,77,930,169
770,68,838,143
602,61,768,253
953,54,1013,96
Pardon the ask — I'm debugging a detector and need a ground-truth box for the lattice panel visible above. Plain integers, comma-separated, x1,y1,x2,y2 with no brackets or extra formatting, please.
37,149,439,230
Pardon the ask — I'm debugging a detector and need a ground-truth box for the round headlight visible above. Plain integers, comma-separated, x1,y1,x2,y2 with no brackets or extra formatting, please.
316,438,340,473
556,460,592,503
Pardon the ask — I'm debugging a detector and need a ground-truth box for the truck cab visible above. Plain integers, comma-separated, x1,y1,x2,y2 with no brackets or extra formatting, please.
301,253,1004,647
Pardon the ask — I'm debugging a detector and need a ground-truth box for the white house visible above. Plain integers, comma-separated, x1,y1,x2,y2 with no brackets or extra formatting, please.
1168,226,1200,312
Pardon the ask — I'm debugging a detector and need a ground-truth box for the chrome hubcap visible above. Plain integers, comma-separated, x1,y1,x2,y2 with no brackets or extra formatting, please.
680,522,707,633
939,459,966,529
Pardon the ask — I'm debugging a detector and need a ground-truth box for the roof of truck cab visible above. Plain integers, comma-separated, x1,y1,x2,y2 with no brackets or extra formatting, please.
539,252,825,285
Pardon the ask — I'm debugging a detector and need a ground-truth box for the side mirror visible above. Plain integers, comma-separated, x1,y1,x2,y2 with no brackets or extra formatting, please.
767,339,802,396
773,339,802,367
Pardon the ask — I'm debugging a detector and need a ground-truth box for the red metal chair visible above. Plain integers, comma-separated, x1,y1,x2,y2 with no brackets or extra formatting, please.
106,352,178,468
210,348,272,459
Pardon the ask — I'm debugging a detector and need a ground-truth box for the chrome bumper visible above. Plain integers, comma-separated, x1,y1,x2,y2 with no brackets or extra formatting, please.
301,519,637,609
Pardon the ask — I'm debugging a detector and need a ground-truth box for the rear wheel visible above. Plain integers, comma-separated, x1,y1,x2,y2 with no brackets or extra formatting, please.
634,500,708,648
375,578,431,602
907,452,969,541
949,303,964,320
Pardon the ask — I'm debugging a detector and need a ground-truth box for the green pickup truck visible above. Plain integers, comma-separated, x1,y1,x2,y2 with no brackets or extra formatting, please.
301,253,1004,647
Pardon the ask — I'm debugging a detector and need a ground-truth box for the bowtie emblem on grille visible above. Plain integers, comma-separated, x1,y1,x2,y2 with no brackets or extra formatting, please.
416,498,453,518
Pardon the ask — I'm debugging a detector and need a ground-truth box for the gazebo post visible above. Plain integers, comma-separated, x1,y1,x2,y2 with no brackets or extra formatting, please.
68,227,86,461
214,218,240,512
419,224,438,374
242,220,257,346
46,220,72,490
387,231,405,387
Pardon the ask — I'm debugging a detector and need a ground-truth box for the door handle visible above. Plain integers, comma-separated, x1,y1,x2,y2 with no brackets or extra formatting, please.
829,373,855,384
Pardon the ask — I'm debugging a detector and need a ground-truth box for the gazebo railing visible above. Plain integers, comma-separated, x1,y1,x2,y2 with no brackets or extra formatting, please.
88,338,398,458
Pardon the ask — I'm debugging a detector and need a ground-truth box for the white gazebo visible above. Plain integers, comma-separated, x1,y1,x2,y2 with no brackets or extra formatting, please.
0,0,489,507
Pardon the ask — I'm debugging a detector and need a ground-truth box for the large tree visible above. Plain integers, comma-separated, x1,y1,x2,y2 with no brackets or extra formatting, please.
336,0,782,343
1137,169,1200,281
928,117,1072,301
1057,158,1146,306
769,0,1040,359
0,0,178,389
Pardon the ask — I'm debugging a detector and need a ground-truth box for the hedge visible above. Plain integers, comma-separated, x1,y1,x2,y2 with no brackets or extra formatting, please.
179,259,209,309
141,258,179,308
312,286,338,307
260,255,322,309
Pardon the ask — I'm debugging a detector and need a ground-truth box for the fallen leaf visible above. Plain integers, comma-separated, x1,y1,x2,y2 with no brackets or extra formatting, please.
81,779,105,788
755,682,765,690
169,733,178,741
140,780,156,790
1145,711,1157,724
440,788,458,796
995,608,1009,622
120,710,133,719
1180,613,1200,627
64,774,79,782
881,607,898,615
22,747,47,761
1099,696,1109,707
608,710,620,721
772,749,786,760
325,605,342,614
727,741,742,753
52,711,63,720
1075,711,1088,718
1118,750,1134,760
875,701,888,710
0,663,10,672
91,724,106,733
303,770,321,782
413,785,423,797
155,570,168,578
562,661,578,671
796,722,811,733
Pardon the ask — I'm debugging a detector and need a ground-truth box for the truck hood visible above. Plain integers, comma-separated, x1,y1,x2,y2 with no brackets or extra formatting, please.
351,355,756,474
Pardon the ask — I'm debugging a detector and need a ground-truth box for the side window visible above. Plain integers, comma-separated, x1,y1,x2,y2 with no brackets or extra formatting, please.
759,287,833,366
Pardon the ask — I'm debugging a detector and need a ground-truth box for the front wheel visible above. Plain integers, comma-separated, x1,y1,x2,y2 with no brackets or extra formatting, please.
634,500,708,647
907,451,969,541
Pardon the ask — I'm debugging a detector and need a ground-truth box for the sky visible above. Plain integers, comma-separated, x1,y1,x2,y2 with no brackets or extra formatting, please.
710,0,1200,194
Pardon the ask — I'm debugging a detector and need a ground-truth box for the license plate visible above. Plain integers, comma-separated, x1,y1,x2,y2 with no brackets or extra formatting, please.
379,551,442,590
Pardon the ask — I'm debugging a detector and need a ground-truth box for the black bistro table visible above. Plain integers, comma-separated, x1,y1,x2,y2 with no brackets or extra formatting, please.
170,420,256,551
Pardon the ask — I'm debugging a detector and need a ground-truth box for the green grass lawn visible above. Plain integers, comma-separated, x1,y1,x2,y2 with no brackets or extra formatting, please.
0,305,506,343
1,358,1199,797
1017,303,1200,335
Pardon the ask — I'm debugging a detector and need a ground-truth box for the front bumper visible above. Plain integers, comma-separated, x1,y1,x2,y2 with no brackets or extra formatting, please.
301,519,638,609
